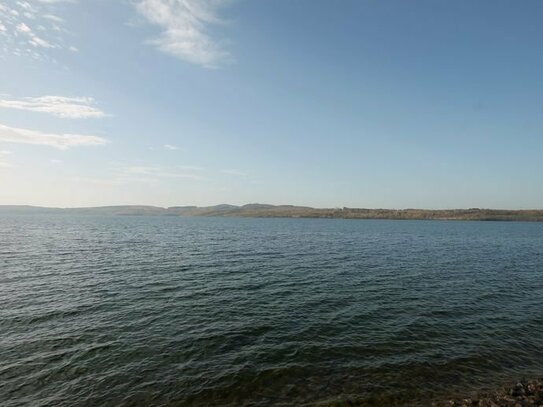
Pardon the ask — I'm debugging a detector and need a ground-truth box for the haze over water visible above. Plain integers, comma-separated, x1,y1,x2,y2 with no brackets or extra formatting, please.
2,215,543,406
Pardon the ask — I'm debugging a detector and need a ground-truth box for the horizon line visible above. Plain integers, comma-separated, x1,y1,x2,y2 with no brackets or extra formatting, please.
1,204,543,211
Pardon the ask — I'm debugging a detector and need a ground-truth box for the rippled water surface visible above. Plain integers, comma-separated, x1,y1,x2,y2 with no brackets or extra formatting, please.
1,216,543,406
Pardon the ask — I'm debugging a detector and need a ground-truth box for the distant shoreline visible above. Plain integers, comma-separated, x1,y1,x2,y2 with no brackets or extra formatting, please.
2,204,543,222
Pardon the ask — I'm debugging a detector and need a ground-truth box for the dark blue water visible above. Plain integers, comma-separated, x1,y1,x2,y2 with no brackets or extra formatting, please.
1,216,543,406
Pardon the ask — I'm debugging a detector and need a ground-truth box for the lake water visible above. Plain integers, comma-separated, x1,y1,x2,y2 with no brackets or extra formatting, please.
1,216,542,406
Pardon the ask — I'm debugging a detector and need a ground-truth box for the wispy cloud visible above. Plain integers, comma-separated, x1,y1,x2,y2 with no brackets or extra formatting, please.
220,168,247,177
164,144,178,150
16,21,55,48
134,0,233,68
68,166,192,187
0,96,107,119
43,14,65,23
70,176,125,186
3,0,235,66
0,1,77,59
37,1,76,4
0,149,12,168
0,123,108,150
177,165,204,171
120,165,204,180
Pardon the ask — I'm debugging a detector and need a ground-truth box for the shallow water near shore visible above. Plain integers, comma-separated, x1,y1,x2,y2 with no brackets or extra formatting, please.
1,215,543,406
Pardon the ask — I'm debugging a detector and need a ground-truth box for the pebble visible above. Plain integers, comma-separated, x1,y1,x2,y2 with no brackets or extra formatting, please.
435,378,543,407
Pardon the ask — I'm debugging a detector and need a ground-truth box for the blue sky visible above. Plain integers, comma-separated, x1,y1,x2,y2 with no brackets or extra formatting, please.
0,0,542,208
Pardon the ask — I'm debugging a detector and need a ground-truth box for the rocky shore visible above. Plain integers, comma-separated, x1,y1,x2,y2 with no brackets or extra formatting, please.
434,378,543,407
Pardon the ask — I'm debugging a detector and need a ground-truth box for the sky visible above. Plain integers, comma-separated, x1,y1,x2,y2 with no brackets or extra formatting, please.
0,0,542,209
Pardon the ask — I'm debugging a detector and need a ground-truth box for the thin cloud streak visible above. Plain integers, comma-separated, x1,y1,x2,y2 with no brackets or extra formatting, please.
0,123,108,150
70,176,126,186
120,165,205,180
37,0,76,4
43,14,65,23
176,165,205,171
220,169,247,177
0,96,107,119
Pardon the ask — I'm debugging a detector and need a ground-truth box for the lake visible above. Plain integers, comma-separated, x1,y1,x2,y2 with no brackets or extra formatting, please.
1,216,542,406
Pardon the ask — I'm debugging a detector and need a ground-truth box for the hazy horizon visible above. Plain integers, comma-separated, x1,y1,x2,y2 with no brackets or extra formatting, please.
2,1,543,208
2,202,543,211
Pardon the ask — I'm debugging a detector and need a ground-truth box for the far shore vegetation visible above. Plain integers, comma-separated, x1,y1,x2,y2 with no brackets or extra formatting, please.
2,204,543,222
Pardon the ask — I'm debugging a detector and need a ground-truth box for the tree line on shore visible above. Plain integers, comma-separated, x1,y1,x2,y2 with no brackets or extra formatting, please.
2,204,543,221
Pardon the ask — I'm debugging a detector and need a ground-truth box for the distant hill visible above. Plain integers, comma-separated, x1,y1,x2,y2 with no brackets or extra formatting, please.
1,204,543,221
